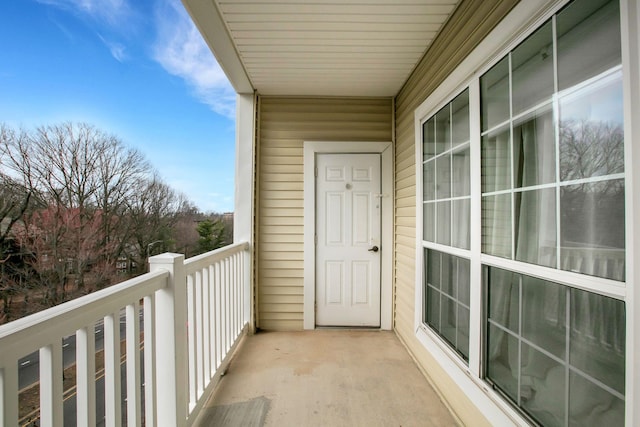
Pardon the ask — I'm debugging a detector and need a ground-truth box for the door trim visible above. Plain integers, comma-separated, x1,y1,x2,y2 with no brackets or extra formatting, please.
303,141,393,330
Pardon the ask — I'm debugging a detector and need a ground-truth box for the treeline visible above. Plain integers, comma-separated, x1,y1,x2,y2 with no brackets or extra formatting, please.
0,122,231,323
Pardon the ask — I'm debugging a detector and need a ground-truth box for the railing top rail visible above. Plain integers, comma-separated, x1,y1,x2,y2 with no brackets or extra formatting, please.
0,269,168,361
184,241,250,274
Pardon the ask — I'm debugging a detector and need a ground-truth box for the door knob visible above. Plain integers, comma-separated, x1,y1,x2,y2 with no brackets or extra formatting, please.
368,246,379,252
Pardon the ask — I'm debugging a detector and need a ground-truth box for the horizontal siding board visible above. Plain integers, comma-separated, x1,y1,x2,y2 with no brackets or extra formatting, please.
261,191,305,201
260,182,304,192
258,284,304,294
260,243,303,252
395,216,415,228
257,96,392,330
259,199,304,209
259,295,303,304
390,1,519,425
258,320,303,330
395,206,415,218
260,164,303,174
260,216,304,226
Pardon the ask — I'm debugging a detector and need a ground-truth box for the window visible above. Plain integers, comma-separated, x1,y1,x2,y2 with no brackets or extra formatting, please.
480,0,625,281
480,1,626,424
485,266,625,426
417,0,628,424
421,89,471,361
423,89,470,249
424,250,470,361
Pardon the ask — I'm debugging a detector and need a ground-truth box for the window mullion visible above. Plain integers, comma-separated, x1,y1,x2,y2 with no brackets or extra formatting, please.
469,79,483,377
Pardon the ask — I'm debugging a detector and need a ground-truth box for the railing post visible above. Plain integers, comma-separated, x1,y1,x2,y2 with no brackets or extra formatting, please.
150,253,187,427
243,244,253,332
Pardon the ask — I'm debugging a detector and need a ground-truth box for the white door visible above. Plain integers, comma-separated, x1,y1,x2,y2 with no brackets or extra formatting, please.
316,153,381,327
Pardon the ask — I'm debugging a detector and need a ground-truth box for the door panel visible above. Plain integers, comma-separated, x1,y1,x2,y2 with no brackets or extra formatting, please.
316,153,381,327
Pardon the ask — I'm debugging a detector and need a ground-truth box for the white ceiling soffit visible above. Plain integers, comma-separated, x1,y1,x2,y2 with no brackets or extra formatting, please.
183,0,460,97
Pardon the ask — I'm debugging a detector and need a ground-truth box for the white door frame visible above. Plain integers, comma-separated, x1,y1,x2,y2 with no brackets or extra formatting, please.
303,141,393,330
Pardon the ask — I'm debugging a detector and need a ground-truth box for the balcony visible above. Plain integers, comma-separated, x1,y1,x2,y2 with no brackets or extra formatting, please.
0,242,454,426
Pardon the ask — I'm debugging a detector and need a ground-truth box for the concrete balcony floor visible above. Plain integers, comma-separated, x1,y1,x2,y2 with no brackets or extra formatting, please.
194,330,458,427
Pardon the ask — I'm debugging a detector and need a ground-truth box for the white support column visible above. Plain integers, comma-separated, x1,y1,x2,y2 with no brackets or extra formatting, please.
150,253,188,427
235,93,256,332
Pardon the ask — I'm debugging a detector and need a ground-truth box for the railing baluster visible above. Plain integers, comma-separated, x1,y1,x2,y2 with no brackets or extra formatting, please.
236,253,241,335
208,264,216,375
126,301,142,426
202,267,211,381
143,294,157,427
104,311,122,427
195,269,204,398
40,341,63,427
213,261,222,370
224,258,233,355
214,261,221,370
0,366,19,427
76,324,96,427
231,254,236,337
187,273,196,409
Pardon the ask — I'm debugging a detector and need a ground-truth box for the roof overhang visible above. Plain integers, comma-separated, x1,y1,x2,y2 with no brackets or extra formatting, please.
181,0,460,97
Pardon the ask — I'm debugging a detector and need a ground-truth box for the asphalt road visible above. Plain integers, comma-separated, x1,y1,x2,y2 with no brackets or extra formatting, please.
18,311,146,426
18,311,137,390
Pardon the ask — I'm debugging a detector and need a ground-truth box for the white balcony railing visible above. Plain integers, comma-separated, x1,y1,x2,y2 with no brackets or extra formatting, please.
0,241,251,427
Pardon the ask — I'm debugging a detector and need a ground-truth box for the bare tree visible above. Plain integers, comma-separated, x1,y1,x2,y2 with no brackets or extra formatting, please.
127,175,188,272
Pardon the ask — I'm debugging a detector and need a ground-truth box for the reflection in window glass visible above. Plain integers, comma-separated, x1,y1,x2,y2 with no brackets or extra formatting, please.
423,202,435,242
452,199,470,250
482,125,511,193
485,266,625,427
452,90,470,147
512,21,554,115
436,154,451,199
482,194,512,259
423,162,435,201
422,89,469,246
514,188,557,268
435,106,451,155
425,250,470,362
436,201,451,246
559,72,624,181
521,277,566,358
479,0,625,284
513,106,555,188
570,288,625,395
557,0,621,92
423,118,436,160
560,180,625,281
481,56,510,131
452,147,470,197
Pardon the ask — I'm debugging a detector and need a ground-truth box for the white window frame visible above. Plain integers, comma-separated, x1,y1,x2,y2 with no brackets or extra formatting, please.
413,0,640,425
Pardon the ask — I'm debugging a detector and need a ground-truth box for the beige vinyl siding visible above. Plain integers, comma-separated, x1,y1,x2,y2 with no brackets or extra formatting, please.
392,0,519,425
257,97,392,330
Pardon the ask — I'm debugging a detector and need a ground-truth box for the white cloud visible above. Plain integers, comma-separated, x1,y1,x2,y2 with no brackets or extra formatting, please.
152,0,236,119
98,34,127,62
36,0,131,26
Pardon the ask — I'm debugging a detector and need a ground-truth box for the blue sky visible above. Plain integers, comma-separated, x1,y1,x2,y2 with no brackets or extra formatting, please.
0,0,236,213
